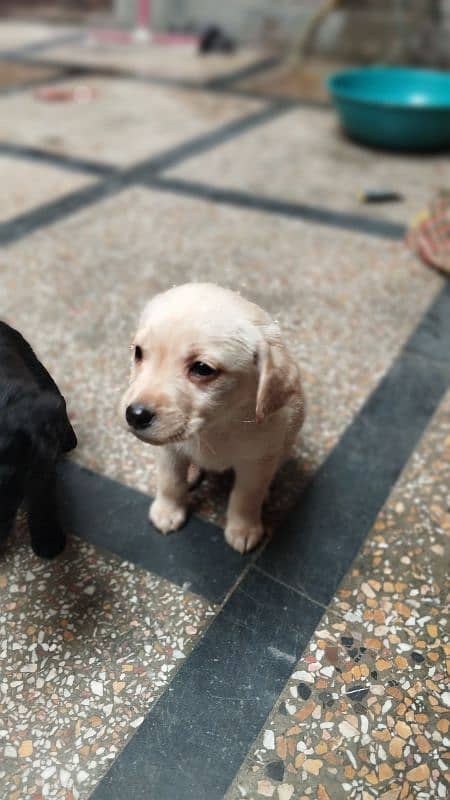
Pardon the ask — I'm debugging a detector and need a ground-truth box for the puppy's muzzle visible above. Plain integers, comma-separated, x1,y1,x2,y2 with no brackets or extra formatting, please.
125,403,155,430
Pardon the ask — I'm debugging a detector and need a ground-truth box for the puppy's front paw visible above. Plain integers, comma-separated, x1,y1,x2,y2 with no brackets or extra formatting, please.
31,528,66,559
149,499,187,534
224,521,264,554
187,463,204,491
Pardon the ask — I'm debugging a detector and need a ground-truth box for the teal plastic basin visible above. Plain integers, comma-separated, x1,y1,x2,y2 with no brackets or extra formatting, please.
327,66,450,152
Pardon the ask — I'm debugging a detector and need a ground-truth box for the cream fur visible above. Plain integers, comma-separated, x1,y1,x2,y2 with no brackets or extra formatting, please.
120,283,305,553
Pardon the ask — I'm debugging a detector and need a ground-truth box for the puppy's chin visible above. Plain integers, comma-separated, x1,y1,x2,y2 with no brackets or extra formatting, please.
127,426,187,446
126,417,204,446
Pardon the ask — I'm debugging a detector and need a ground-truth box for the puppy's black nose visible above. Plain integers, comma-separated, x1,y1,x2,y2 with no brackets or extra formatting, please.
126,404,155,430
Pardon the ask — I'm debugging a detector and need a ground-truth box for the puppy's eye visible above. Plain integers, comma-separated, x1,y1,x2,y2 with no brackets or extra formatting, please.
134,345,143,362
189,361,217,378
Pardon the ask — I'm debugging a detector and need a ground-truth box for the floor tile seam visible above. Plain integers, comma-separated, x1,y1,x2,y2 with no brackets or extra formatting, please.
0,100,288,247
404,339,450,370
2,51,331,110
89,569,327,800
202,55,282,90
0,141,120,177
142,174,407,240
81,304,450,792
252,564,329,611
125,100,292,179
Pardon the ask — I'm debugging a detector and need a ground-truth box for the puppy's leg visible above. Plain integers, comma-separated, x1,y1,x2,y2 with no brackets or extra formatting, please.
0,510,19,547
27,465,66,559
187,462,204,491
0,475,24,547
225,457,278,554
149,448,190,534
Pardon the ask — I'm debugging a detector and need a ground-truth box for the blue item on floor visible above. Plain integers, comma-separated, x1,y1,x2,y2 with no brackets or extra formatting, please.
327,66,450,152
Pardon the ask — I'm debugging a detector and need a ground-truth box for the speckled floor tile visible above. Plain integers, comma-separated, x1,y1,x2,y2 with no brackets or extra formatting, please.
37,38,272,84
0,154,92,222
168,105,450,227
0,186,442,526
0,517,214,800
227,616,448,800
0,77,263,167
226,389,450,800
333,386,449,623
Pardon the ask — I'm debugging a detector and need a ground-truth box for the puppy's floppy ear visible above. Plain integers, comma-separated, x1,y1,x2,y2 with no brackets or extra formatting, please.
36,393,77,454
20,392,76,457
56,395,77,453
255,323,300,423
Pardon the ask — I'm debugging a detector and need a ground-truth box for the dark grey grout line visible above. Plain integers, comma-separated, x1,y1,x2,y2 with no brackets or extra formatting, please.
2,51,206,89
0,142,119,177
0,101,290,246
256,281,450,606
129,101,291,177
91,566,325,800
203,54,281,89
57,460,248,604
0,96,405,247
89,279,450,800
0,178,121,246
403,280,450,366
218,560,255,608
3,51,330,110
145,176,406,240
252,563,328,610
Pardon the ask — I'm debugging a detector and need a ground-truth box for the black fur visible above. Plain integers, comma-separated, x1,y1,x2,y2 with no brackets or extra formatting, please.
0,322,77,558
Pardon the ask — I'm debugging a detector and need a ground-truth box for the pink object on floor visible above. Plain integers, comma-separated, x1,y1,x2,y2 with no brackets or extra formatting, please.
34,85,98,103
138,0,150,28
89,0,197,46
89,29,135,44
152,33,198,45
89,29,197,45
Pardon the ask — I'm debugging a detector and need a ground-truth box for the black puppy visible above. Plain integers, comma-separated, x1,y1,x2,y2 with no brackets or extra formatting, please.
0,322,77,558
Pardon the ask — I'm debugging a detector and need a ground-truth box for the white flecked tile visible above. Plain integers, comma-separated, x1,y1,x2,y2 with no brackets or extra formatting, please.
0,155,92,223
0,76,263,167
0,520,214,800
168,105,450,227
0,186,442,526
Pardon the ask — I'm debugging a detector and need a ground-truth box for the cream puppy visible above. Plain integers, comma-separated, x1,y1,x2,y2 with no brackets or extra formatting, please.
120,283,305,553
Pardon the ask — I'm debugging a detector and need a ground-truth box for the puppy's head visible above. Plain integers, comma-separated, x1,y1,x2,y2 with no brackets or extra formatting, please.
120,283,300,445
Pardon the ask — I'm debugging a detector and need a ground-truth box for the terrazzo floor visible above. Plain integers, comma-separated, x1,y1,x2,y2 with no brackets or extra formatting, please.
0,77,263,167
227,388,450,800
0,189,442,526
0,155,92,222
168,104,450,227
0,520,214,800
0,21,448,800
35,38,275,84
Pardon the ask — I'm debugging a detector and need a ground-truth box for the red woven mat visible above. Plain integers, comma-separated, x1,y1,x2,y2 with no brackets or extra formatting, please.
407,192,450,276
